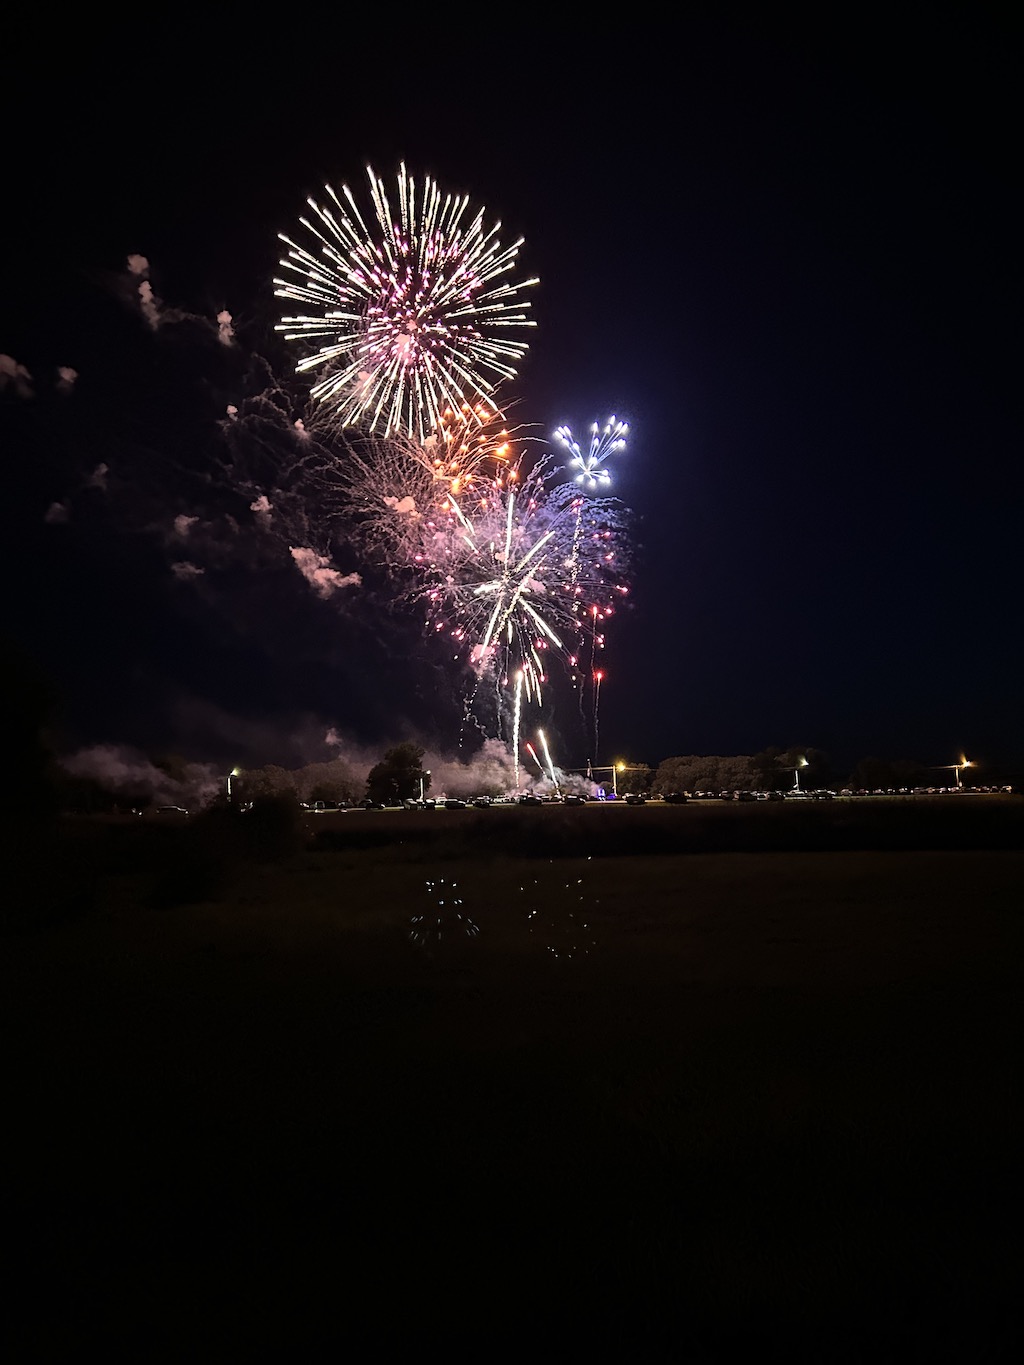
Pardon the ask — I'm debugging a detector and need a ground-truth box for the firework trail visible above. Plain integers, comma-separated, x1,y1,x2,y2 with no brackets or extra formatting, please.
552,416,629,605
524,742,545,778
592,668,604,759
512,669,524,788
275,164,538,441
550,419,630,756
537,728,558,786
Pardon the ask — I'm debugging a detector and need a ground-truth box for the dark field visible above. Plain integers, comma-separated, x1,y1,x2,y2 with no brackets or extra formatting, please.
4,800,1023,1358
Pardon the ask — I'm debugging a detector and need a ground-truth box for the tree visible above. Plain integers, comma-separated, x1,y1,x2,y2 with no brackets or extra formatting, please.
365,743,430,804
618,763,653,795
652,755,758,795
237,764,295,803
296,758,360,807
751,745,836,790
750,746,789,791
848,756,931,790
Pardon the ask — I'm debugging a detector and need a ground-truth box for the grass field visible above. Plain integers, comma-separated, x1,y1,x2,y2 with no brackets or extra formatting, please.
3,801,1022,1357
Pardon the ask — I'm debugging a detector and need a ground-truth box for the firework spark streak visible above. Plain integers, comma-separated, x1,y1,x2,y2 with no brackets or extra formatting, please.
420,400,521,495
409,456,627,685
524,742,545,777
554,417,628,490
214,368,632,763
275,165,539,441
512,670,524,788
212,179,636,764
537,728,557,786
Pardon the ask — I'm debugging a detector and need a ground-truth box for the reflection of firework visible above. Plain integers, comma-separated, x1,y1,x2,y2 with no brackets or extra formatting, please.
521,873,598,960
409,878,480,953
275,164,538,440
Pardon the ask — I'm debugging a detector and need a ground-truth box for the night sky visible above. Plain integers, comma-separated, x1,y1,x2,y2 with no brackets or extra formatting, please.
3,18,1019,777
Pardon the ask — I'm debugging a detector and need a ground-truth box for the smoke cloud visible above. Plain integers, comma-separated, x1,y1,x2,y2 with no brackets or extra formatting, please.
60,744,222,810
0,353,33,398
289,547,361,599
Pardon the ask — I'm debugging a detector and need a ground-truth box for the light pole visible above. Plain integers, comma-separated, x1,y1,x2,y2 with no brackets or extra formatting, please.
792,757,809,791
226,767,240,802
578,764,619,797
614,762,653,795
934,756,971,788
419,770,431,802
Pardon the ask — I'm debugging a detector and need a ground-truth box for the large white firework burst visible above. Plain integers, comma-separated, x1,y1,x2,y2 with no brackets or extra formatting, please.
275,164,538,441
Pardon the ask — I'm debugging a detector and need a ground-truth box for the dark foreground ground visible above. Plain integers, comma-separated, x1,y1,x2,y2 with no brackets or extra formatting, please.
3,803,1023,1359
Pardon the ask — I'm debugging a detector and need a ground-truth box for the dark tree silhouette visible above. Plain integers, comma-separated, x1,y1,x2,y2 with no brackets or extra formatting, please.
365,743,430,804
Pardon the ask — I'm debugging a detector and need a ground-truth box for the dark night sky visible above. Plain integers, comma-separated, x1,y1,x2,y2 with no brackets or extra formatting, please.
3,17,1020,776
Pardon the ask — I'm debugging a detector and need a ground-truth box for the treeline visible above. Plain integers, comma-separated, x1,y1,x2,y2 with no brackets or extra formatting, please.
43,741,984,817
235,757,362,807
50,743,434,814
642,748,941,797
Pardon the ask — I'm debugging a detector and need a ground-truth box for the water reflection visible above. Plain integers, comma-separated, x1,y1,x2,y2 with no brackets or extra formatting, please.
409,877,481,952
408,867,599,961
520,873,598,960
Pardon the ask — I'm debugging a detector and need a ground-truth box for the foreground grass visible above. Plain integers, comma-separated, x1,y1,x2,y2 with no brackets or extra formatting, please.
3,822,1023,1358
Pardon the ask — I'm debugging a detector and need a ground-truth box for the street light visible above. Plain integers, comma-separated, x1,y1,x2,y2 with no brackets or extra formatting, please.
580,763,619,797
614,762,654,796
792,757,809,791
226,767,240,801
419,770,431,802
934,755,972,789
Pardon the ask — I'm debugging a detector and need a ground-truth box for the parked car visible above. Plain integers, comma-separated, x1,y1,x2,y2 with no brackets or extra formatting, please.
518,794,543,806
563,794,586,806
156,805,189,816
624,793,647,805
444,799,468,810
663,792,688,804
472,796,492,808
